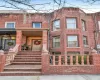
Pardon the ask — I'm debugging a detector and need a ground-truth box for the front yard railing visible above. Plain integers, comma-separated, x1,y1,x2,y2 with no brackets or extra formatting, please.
49,54,91,66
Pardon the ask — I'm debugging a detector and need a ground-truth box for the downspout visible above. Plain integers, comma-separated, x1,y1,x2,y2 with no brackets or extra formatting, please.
47,29,50,52
47,13,51,53
93,13,98,50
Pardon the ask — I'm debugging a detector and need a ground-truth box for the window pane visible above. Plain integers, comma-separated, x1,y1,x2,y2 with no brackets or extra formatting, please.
53,20,60,30
53,37,60,48
82,20,86,31
67,18,76,23
67,24,76,29
83,36,88,45
67,36,78,47
66,18,76,29
33,22,41,28
6,23,15,28
98,21,100,30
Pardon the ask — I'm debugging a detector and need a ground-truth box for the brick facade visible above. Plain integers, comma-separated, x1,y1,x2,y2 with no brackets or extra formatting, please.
0,7,100,75
0,7,99,54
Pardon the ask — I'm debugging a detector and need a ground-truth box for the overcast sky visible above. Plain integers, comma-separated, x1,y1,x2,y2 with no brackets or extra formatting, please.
0,0,100,13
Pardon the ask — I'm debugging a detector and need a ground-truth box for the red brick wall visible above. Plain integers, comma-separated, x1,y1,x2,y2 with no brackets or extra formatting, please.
0,55,6,72
0,14,49,28
42,54,100,74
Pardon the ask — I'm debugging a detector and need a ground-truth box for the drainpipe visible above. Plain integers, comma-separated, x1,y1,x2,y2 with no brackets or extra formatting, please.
93,13,98,50
47,29,50,52
47,14,51,53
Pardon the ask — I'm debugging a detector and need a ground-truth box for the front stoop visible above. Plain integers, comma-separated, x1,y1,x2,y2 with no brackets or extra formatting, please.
0,51,42,76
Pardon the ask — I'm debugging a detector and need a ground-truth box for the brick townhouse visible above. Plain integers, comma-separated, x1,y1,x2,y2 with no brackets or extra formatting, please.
0,7,100,75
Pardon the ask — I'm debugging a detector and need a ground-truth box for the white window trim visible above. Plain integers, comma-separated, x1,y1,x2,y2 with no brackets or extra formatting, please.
32,22,41,28
5,22,16,28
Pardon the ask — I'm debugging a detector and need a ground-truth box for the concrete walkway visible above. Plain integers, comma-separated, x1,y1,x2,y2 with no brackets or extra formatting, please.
0,75,100,80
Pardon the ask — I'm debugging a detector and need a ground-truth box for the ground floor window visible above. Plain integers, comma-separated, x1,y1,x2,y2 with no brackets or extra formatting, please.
53,36,60,48
67,35,79,47
0,35,16,50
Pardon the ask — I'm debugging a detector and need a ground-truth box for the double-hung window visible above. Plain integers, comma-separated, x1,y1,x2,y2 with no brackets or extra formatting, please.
5,22,15,28
66,18,76,29
82,20,86,31
67,36,78,47
53,20,60,31
53,36,60,48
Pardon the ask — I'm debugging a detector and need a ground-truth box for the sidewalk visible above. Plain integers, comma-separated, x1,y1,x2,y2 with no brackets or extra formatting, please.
0,75,100,80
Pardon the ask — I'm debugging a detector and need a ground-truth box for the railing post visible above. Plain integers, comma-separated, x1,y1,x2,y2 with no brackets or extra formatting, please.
58,55,61,65
87,55,90,65
53,55,55,65
0,50,6,72
70,55,73,65
81,55,84,65
76,55,79,65
65,55,67,65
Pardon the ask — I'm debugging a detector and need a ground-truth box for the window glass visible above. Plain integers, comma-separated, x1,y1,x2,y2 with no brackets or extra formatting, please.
53,20,60,31
98,21,100,30
83,36,88,46
66,18,76,29
6,22,15,28
82,20,86,31
53,37,60,48
67,36,78,47
32,22,41,28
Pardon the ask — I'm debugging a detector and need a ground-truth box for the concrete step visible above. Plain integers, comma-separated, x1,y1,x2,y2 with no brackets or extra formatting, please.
0,71,41,76
4,65,41,69
17,54,41,55
19,51,41,53
14,57,41,59
12,62,41,65
13,59,41,62
4,68,41,71
15,55,41,57
14,58,41,60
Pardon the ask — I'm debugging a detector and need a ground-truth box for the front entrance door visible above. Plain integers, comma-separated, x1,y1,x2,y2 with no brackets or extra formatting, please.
32,40,42,51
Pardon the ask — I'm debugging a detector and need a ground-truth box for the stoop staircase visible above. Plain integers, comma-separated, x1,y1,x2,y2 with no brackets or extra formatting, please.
0,51,42,76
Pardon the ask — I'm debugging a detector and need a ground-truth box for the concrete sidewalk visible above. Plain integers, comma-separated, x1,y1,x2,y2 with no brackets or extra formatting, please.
0,75,100,80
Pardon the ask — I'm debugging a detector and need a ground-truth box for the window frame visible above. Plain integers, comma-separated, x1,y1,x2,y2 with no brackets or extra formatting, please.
83,36,88,46
5,22,15,28
67,35,79,47
32,22,42,28
82,20,86,31
98,21,100,30
66,17,77,29
52,36,60,48
52,19,60,31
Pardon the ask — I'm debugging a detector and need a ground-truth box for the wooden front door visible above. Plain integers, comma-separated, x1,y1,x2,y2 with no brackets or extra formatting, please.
32,40,42,51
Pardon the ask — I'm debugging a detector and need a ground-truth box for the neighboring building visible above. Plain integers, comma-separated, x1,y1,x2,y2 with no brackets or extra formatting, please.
0,7,99,54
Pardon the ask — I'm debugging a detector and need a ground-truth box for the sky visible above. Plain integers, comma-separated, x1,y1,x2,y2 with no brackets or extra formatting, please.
0,0,100,13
